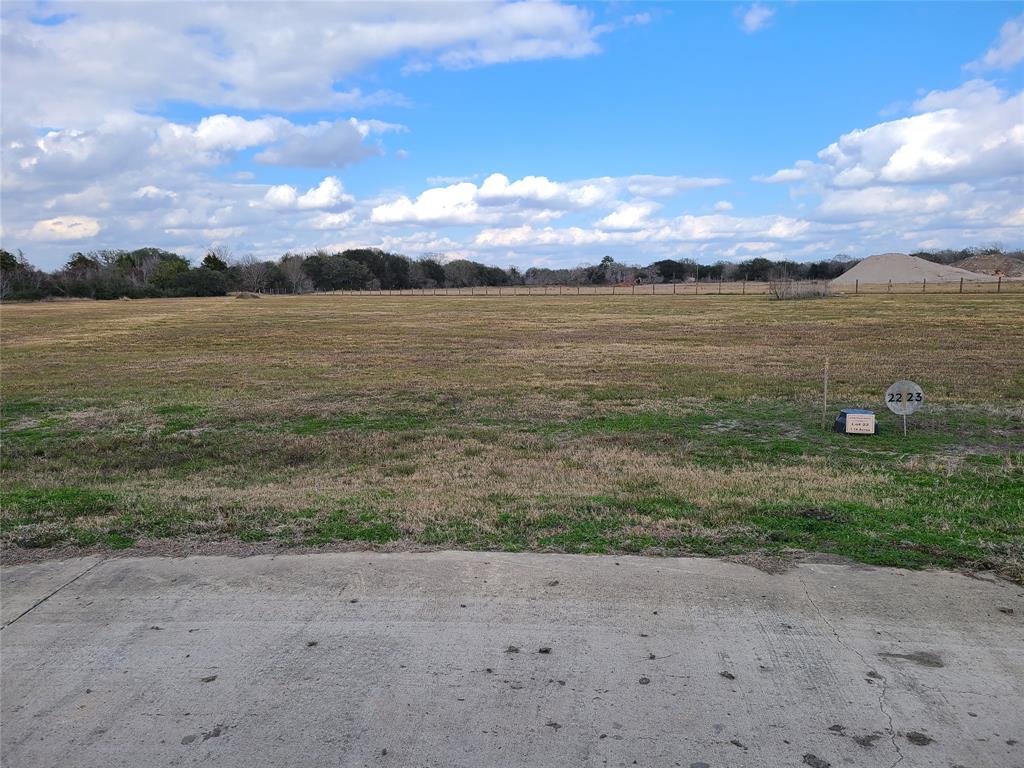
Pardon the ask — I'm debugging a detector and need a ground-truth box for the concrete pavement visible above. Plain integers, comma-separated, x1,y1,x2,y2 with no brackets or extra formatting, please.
2,551,1022,767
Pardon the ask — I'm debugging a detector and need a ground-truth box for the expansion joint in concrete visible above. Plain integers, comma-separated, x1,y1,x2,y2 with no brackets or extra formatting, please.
1,558,106,631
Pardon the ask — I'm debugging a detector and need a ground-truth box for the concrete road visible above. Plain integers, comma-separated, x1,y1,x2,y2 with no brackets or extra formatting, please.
2,552,1022,768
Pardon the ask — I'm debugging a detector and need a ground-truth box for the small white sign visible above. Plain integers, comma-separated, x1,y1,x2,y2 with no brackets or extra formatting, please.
885,380,924,416
845,413,875,434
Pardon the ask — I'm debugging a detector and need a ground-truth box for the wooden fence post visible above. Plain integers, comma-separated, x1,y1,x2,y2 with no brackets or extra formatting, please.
998,276,1002,294
922,278,926,293
821,359,829,430
959,277,963,294
855,279,859,295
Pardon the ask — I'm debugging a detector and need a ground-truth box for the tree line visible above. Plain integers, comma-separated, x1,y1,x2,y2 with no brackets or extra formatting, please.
0,245,1011,301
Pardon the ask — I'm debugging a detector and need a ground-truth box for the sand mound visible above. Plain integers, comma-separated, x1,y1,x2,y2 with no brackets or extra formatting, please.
831,253,999,285
951,253,1024,277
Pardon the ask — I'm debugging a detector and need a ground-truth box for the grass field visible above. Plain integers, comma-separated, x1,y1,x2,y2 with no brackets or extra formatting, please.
2,293,1022,578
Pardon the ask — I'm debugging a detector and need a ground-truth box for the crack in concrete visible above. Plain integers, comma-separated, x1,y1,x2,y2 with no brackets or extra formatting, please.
1,558,106,630
798,572,904,768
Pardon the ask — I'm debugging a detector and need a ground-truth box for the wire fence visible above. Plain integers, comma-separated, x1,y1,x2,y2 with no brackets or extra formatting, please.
323,277,1022,298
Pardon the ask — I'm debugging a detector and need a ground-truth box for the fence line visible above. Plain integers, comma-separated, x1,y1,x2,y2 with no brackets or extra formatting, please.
320,278,1021,298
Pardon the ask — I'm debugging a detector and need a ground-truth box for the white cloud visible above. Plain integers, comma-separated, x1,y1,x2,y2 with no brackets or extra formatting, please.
254,119,403,168
263,186,299,210
264,177,354,211
155,114,400,169
29,215,101,241
1002,208,1024,227
132,186,176,200
2,112,393,206
754,160,816,184
372,182,483,225
967,14,1024,72
371,172,728,226
623,175,729,196
478,173,614,209
713,200,734,212
311,211,357,230
737,4,775,34
597,201,660,230
816,187,944,219
474,212,813,249
191,114,286,151
758,81,1024,188
1,2,608,126
818,81,1022,187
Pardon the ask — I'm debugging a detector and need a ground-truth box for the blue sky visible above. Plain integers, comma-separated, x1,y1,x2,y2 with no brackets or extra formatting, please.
2,1,1022,269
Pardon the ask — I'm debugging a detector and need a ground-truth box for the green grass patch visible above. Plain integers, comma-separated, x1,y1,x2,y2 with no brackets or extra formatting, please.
307,505,400,544
286,412,433,435
0,487,121,520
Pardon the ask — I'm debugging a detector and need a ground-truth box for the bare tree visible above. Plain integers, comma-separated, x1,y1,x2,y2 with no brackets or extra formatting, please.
768,267,832,300
280,253,312,294
236,254,269,293
767,268,793,300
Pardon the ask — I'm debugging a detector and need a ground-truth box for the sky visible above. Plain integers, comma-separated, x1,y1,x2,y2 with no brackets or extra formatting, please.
1,1,1022,271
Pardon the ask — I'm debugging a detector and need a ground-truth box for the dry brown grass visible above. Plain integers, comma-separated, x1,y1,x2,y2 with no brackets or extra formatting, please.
1,292,1021,573
2,292,1022,403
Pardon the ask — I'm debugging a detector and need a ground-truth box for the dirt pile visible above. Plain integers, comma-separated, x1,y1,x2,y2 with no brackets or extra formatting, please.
951,253,1024,277
831,253,999,285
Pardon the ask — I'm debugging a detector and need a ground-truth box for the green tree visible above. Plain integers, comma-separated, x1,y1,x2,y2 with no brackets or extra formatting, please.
149,256,191,289
202,252,229,271
302,252,373,290
171,268,227,297
417,256,446,287
65,253,101,271
1,249,20,273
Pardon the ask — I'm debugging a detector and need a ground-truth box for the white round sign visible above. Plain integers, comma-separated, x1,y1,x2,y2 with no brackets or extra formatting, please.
885,380,923,416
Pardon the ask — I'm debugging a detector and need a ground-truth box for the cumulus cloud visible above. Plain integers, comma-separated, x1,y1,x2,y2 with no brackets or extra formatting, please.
371,173,728,226
737,4,775,34
263,177,354,211
254,119,403,168
478,173,613,209
29,215,101,241
372,182,483,225
596,201,661,230
757,81,1023,188
132,186,176,201
754,160,816,184
156,115,400,169
474,212,813,248
3,112,393,202
967,13,1024,72
817,187,952,219
189,114,286,152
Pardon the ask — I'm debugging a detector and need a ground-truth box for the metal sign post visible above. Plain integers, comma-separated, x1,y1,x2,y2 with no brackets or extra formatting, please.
885,380,924,436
